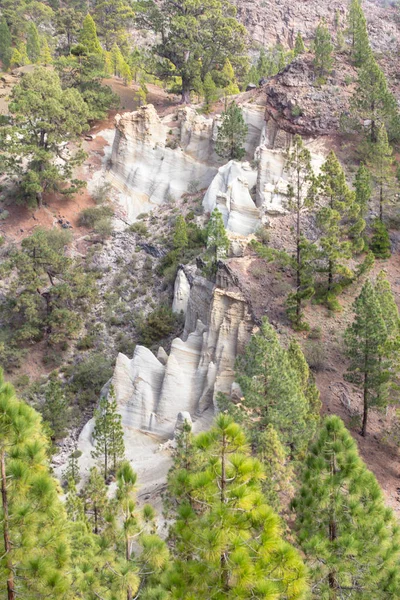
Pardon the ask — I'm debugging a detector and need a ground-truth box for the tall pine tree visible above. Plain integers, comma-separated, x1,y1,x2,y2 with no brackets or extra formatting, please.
368,124,394,221
235,317,317,457
344,279,392,436
354,162,372,218
347,0,371,66
91,386,125,479
166,414,308,599
79,14,102,55
0,370,71,600
292,415,400,598
0,18,12,69
314,21,333,80
26,22,41,63
315,151,364,304
284,134,317,328
215,102,248,161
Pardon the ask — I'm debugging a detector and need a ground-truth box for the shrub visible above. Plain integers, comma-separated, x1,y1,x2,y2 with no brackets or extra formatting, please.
129,221,149,236
94,217,113,240
92,182,112,205
137,306,183,347
79,205,114,228
304,340,325,371
68,353,114,406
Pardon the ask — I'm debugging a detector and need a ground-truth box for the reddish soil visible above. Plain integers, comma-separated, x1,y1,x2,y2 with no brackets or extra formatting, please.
228,225,400,513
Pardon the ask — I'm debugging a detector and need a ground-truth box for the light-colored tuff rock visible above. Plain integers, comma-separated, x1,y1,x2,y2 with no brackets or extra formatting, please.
110,265,256,438
203,161,260,235
108,103,267,222
172,268,191,314
255,140,326,215
109,105,218,221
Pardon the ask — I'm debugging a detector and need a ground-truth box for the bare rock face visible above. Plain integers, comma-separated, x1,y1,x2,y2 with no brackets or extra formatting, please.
203,161,260,235
232,0,399,59
263,55,353,139
111,266,256,438
109,105,217,221
172,268,191,314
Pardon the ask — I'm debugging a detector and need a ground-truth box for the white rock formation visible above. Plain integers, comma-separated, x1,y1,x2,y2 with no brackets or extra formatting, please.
111,267,255,438
172,268,191,314
203,161,260,235
255,142,325,215
109,105,217,221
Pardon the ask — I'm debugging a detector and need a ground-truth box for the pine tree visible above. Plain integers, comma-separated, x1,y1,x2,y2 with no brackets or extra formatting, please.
18,42,29,66
113,461,169,600
287,337,322,427
79,14,102,55
344,279,392,436
206,208,230,262
83,466,109,534
120,59,132,85
314,21,333,80
166,414,308,599
173,215,188,254
352,55,398,143
26,22,41,63
315,151,363,302
347,0,371,66
370,219,391,259
294,32,306,56
221,58,240,95
65,477,85,522
41,378,71,439
0,369,71,599
91,386,125,479
203,72,218,112
9,47,22,68
235,318,316,457
292,415,400,598
110,42,124,75
40,36,52,65
285,134,316,328
0,18,12,70
257,424,293,511
215,102,248,160
63,448,82,485
354,162,372,218
368,124,394,221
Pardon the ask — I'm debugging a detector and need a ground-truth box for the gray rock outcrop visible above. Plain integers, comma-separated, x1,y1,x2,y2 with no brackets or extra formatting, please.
111,266,256,438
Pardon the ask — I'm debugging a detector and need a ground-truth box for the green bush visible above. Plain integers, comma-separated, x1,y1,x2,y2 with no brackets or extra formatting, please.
79,205,114,228
67,353,114,406
129,221,149,236
137,306,183,347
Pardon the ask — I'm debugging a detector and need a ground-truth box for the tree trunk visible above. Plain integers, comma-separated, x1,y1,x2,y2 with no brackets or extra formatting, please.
181,86,191,105
1,450,15,600
361,369,369,437
379,182,383,222
328,260,333,292
328,446,338,599
296,183,301,322
94,505,98,535
220,431,229,591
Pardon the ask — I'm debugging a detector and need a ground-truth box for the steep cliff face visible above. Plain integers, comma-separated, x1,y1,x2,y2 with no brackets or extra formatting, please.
111,265,256,438
109,105,217,221
232,0,399,57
